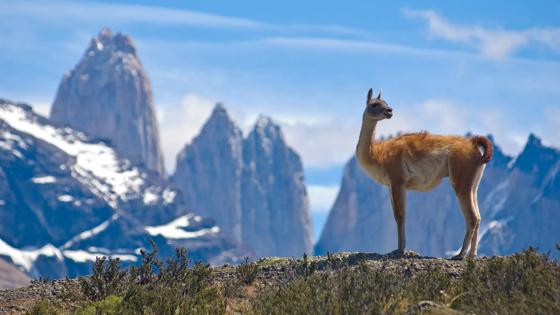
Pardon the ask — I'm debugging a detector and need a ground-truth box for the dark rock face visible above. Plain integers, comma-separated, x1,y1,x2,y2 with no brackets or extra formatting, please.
316,135,560,258
172,105,244,242
50,28,165,175
173,108,313,258
0,99,246,279
241,117,312,257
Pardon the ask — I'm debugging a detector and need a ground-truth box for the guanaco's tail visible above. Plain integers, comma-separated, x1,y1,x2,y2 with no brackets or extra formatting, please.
471,136,494,164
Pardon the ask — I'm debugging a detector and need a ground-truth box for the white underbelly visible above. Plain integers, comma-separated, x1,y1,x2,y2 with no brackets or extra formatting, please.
404,153,449,191
363,164,391,187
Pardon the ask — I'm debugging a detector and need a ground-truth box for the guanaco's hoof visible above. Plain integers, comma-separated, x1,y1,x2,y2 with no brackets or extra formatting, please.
451,254,465,261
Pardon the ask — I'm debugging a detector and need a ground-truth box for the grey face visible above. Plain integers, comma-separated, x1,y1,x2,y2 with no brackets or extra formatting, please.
365,88,393,121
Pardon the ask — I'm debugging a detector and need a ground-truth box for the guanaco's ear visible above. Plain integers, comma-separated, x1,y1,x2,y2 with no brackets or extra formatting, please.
367,88,373,103
377,89,382,100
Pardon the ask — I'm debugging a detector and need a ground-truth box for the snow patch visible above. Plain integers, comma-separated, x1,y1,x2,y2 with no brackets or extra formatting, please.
32,176,57,184
0,238,63,271
62,213,119,249
58,195,73,202
162,188,176,204
143,189,159,205
145,214,220,239
482,178,510,217
63,250,137,263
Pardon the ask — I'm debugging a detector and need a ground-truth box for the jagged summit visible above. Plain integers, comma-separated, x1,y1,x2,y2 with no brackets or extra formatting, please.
172,102,244,243
513,133,559,179
50,28,165,175
87,28,137,55
204,103,237,129
253,115,281,136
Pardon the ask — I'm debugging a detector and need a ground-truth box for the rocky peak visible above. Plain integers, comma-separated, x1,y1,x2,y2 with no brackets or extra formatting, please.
202,104,240,136
173,105,312,257
242,115,312,257
245,116,285,159
513,134,559,182
172,103,244,242
486,134,512,168
253,115,280,135
87,28,136,55
50,28,165,175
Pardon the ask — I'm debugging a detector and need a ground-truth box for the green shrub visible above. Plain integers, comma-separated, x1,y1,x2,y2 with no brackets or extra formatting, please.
79,256,126,301
27,299,64,315
249,249,560,315
27,248,560,315
76,295,122,315
237,257,259,285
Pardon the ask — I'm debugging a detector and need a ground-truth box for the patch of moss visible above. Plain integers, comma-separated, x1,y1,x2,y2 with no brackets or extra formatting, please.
255,257,291,266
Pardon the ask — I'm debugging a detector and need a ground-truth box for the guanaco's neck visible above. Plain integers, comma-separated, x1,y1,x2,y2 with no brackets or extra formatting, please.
356,113,377,165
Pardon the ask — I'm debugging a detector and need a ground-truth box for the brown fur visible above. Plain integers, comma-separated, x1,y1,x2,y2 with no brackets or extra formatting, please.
471,135,494,163
356,88,492,259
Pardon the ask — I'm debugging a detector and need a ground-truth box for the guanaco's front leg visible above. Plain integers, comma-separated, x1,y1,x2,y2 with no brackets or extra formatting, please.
389,183,406,253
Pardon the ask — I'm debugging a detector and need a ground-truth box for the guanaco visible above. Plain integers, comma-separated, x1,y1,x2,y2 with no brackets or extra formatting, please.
356,88,493,259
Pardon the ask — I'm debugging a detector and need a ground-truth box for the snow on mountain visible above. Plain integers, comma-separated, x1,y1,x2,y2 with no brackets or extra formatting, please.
0,101,144,209
0,98,247,279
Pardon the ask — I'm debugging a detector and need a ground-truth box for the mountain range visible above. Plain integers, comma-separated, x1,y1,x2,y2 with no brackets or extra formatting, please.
0,29,312,284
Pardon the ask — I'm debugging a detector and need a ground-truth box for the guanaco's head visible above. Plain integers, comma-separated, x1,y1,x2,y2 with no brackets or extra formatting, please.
364,88,393,121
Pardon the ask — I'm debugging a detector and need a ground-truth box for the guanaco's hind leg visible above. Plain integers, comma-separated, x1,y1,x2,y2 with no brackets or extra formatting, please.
449,157,480,260
469,165,485,257
389,183,406,253
452,191,479,260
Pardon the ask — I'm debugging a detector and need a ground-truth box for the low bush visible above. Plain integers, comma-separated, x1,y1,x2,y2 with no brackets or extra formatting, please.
27,247,560,314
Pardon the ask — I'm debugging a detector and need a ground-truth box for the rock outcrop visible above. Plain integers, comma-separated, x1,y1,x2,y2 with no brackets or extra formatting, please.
316,134,560,258
50,28,165,175
172,105,244,242
241,117,312,257
173,107,313,257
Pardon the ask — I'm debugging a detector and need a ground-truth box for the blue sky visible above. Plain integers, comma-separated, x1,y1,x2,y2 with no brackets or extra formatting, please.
1,0,560,241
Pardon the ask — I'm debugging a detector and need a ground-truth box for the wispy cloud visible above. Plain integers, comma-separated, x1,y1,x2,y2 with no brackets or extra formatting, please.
159,93,218,172
308,185,340,214
262,37,422,54
1,1,263,29
0,0,367,37
404,8,560,58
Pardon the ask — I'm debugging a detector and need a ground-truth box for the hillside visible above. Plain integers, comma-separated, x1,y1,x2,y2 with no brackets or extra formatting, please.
0,258,30,290
1,248,558,314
